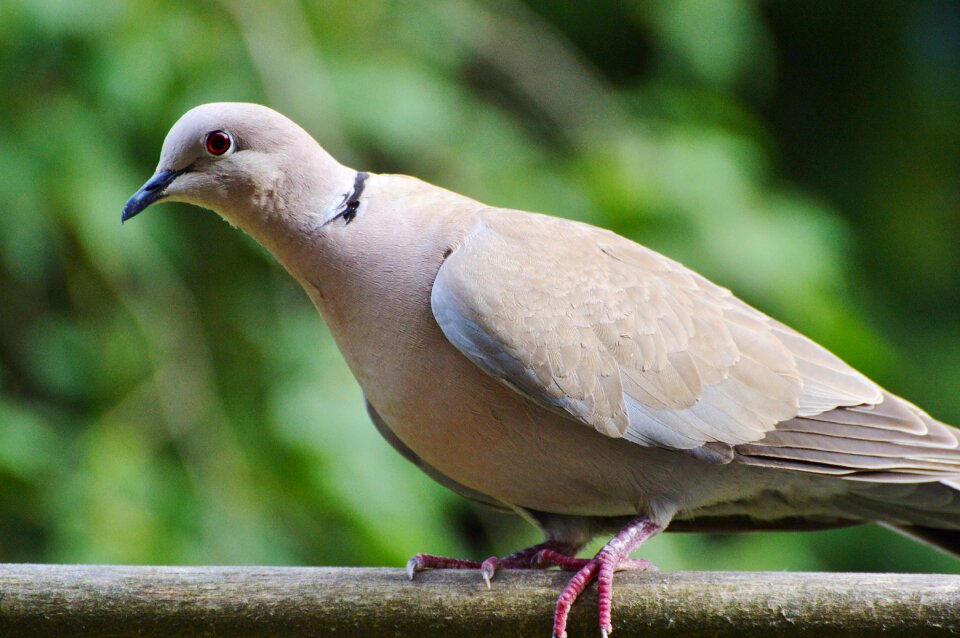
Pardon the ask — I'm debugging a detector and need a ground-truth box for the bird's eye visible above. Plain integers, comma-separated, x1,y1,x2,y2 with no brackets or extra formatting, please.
205,130,234,157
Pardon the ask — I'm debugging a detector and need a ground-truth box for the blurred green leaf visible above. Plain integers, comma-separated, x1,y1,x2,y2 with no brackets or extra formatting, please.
0,400,61,481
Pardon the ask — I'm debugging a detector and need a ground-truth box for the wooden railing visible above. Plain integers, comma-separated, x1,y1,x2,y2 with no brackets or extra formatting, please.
0,565,957,636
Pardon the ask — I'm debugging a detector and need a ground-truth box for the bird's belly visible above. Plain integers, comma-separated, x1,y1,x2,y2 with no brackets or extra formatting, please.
317,289,847,523
354,336,732,518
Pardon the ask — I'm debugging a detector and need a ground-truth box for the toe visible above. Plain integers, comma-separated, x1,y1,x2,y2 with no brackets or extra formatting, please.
405,556,421,580
480,556,498,588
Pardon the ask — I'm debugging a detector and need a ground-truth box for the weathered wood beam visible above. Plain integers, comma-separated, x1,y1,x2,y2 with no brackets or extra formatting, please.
0,565,957,637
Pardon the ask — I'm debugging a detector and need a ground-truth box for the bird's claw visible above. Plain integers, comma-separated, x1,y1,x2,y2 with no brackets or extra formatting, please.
480,556,498,589
405,556,421,581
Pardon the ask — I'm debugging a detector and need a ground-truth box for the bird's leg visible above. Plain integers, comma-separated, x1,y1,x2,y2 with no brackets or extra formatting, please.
551,516,661,638
406,539,582,588
535,549,657,573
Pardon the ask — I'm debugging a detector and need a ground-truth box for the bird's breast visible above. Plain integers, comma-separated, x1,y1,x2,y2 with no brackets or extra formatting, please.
305,272,736,517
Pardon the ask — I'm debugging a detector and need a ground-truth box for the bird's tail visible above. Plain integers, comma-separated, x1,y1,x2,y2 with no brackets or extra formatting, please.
839,479,960,558
887,523,960,558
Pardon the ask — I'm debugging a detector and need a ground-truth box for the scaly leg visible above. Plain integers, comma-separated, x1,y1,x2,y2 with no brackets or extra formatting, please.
551,516,662,638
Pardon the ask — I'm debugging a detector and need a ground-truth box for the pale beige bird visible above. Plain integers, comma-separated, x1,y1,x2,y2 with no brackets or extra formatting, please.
123,103,960,638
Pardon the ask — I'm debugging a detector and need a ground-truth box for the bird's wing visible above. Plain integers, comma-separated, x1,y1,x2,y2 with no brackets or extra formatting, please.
431,207,907,465
735,394,960,481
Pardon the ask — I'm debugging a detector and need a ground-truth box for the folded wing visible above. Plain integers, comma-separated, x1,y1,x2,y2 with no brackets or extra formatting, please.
431,208,960,478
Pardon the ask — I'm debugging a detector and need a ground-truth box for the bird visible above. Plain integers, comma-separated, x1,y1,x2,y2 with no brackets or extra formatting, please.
123,102,960,638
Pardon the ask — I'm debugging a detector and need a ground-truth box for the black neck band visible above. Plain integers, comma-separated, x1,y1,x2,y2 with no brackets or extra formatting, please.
336,171,368,225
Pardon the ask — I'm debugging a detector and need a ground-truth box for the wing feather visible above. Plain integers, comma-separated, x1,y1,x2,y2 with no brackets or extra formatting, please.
431,208,960,480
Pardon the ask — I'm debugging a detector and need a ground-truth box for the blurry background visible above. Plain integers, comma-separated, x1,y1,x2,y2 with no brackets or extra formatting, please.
1,0,959,573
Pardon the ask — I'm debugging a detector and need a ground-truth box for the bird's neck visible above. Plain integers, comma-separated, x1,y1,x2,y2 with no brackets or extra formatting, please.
272,174,479,394
224,152,358,267
291,174,465,315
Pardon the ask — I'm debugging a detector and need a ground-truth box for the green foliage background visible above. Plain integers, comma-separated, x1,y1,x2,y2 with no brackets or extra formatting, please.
1,0,959,573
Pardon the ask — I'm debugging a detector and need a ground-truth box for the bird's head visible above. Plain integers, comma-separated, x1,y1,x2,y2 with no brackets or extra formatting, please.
122,103,355,232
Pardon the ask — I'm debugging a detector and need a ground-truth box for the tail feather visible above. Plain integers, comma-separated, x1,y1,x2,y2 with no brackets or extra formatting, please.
887,524,960,558
838,480,960,549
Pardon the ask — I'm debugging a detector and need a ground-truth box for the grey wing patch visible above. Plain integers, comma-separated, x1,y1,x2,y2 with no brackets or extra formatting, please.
364,398,510,511
433,266,729,462
623,395,734,462
430,274,574,417
735,392,960,482
433,280,731,463
766,319,882,415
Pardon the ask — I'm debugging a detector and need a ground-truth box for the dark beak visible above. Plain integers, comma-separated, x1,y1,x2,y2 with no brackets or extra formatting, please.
121,169,183,223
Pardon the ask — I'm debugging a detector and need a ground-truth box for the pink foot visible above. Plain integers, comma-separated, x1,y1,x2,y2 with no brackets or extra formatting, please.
551,517,662,638
405,554,481,580
406,540,582,588
535,549,657,573
479,541,578,588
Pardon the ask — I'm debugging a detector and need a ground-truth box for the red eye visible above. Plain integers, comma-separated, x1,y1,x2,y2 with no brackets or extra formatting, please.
205,130,233,156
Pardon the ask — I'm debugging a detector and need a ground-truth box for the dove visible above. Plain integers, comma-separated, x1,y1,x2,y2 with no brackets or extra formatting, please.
123,103,960,638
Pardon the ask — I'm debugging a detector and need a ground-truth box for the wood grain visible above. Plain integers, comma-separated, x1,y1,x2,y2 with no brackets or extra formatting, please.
0,565,957,637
